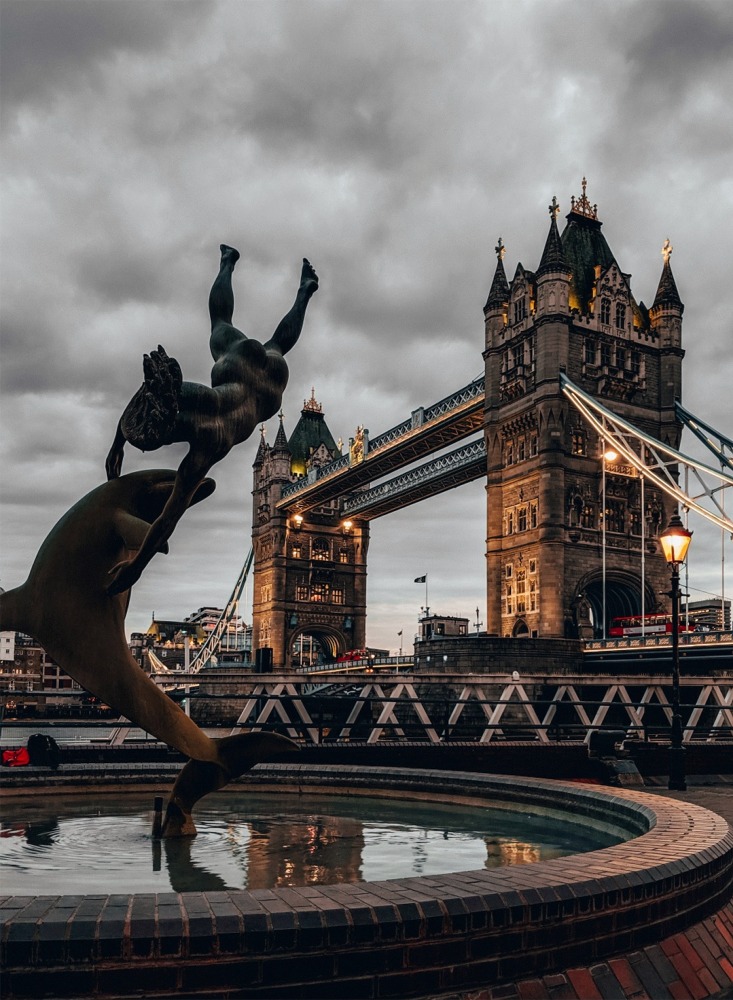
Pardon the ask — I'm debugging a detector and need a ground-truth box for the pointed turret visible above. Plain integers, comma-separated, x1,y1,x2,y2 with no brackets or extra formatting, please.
536,197,568,277
536,197,571,320
652,240,684,313
484,237,510,312
253,425,267,467
272,411,290,453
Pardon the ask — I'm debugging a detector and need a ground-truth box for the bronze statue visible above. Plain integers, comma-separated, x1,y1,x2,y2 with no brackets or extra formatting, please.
105,246,318,595
0,470,296,836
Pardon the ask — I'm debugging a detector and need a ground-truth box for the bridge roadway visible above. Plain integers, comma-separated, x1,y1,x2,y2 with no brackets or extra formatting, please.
277,375,485,515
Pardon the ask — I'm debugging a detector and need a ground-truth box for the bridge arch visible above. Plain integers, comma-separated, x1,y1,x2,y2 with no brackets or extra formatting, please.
575,569,657,639
288,625,345,670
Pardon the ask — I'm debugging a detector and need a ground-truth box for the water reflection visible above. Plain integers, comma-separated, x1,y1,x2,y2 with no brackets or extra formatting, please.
0,792,624,895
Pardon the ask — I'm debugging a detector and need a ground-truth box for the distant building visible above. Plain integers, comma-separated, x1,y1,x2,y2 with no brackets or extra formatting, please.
418,615,469,642
686,599,731,632
134,607,252,673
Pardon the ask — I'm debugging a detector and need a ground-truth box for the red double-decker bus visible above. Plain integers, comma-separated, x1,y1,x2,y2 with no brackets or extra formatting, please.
609,613,696,637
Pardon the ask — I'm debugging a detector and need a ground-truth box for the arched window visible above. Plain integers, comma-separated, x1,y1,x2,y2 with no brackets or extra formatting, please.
600,298,611,325
615,302,626,330
312,538,330,561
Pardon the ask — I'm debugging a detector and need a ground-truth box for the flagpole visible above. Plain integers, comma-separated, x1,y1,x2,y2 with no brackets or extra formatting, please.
425,574,429,616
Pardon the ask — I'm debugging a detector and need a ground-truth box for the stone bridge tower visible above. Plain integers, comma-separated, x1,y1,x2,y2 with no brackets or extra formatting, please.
483,182,684,638
251,392,368,669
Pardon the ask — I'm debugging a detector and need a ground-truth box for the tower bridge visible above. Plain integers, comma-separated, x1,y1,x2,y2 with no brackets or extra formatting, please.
242,181,732,671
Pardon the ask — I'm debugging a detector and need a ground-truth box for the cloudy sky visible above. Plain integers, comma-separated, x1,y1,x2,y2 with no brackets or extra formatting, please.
1,0,731,653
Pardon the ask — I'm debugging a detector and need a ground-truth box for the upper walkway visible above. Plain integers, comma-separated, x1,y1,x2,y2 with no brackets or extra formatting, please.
276,375,485,514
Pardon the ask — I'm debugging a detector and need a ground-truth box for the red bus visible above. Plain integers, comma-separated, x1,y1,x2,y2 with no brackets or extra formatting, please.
609,613,696,637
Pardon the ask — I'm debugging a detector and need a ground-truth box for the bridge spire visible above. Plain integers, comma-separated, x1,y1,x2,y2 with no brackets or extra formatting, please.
536,196,568,277
484,237,510,312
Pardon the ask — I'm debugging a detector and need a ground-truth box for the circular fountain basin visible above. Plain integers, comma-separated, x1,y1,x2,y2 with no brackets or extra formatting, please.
1,764,732,1000
0,788,626,895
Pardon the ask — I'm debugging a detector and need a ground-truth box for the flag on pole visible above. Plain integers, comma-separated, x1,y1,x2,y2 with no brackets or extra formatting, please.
414,575,426,583
397,630,403,637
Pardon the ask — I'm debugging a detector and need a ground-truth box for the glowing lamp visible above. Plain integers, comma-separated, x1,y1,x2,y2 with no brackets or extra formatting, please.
659,511,692,566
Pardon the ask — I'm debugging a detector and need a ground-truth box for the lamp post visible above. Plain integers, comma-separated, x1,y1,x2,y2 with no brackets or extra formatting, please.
601,446,618,637
659,510,693,791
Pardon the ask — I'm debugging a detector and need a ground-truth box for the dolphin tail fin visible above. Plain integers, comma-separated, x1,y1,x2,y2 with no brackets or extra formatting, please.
161,732,298,837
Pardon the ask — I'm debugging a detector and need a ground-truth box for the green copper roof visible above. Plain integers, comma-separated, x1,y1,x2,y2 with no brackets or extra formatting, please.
287,393,339,473
560,210,616,313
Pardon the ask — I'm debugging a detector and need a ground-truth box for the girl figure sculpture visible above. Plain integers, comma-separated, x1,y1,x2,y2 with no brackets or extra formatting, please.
105,245,318,594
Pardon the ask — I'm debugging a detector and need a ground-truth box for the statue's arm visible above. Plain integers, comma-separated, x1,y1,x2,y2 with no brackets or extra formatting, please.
106,451,215,595
106,420,126,480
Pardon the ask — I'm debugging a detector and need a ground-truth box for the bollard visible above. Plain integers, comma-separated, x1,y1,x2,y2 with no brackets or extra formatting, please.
152,795,164,839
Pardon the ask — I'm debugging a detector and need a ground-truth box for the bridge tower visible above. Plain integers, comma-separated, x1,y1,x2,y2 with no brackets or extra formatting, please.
251,392,368,669
483,182,684,638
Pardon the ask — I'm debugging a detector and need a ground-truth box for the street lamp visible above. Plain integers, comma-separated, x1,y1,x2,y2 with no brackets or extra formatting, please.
659,510,693,791
601,446,618,637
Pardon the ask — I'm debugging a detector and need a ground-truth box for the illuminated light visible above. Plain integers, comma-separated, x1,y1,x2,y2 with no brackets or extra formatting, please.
342,520,353,533
660,511,693,566
292,514,303,527
603,448,619,462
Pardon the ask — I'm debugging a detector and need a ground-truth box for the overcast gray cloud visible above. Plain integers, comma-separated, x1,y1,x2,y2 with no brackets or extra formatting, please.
1,0,731,651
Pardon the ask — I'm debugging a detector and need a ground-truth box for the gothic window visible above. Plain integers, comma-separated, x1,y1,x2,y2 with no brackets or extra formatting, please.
516,571,527,613
518,438,526,462
506,511,514,535
616,346,626,369
514,298,527,324
615,302,626,330
631,351,641,376
529,559,536,575
339,548,349,564
600,298,611,325
332,586,345,605
631,507,642,535
571,430,586,455
530,501,538,529
505,563,513,578
600,342,612,367
529,578,537,611
518,507,528,532
311,582,329,602
581,503,595,529
530,433,538,457
584,339,596,364
291,543,302,559
605,500,625,533
505,585,513,615
528,338,536,370
512,343,524,368
502,349,511,373
312,538,330,561
295,582,309,601
570,494,583,527
505,442,514,466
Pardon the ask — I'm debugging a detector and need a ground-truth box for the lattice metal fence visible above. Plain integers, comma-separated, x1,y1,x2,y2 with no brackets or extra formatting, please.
231,672,733,745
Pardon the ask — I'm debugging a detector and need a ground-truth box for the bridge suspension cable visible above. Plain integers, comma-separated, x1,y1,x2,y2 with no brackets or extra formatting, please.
188,546,254,673
675,401,733,472
560,374,733,536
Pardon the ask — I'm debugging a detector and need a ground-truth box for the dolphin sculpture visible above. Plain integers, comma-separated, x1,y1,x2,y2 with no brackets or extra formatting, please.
0,470,296,836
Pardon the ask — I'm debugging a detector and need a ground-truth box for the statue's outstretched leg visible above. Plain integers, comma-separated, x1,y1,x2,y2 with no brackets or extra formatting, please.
208,245,241,356
266,259,319,355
